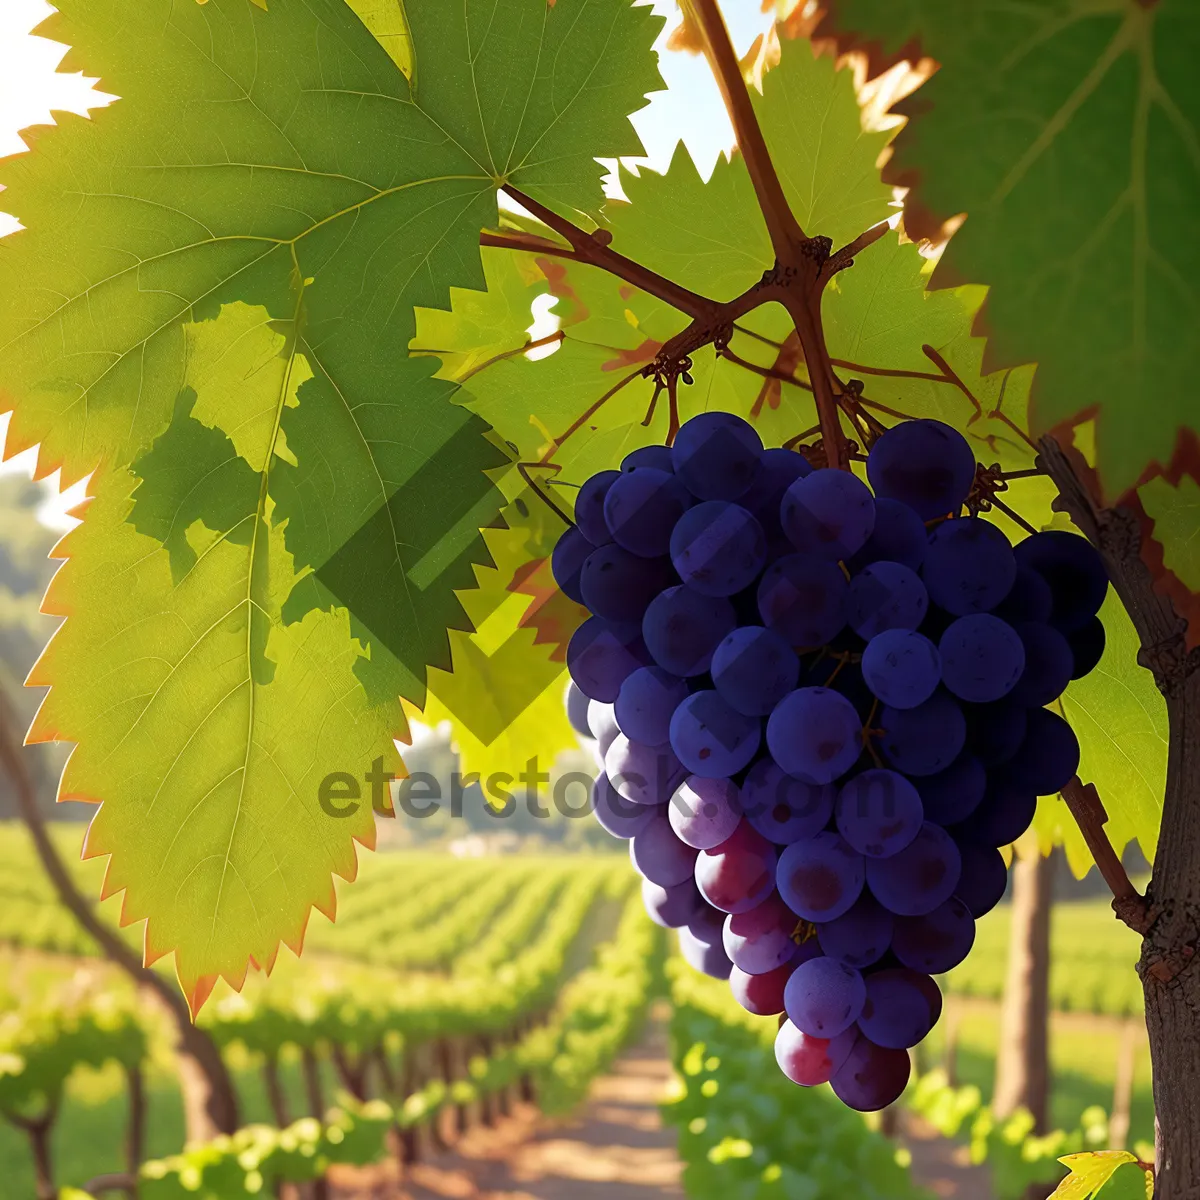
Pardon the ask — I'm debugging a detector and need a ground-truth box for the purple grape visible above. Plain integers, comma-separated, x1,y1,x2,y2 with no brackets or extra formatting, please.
776,831,865,922
914,754,986,825
603,467,692,558
994,566,1054,624
694,822,777,914
1067,615,1106,679
878,691,966,776
939,614,1026,702
866,822,961,916
551,525,592,604
830,1035,912,1111
615,666,689,747
849,497,929,572
1006,707,1080,795
784,955,866,1038
742,758,835,844
579,543,673,623
641,877,703,929
1008,620,1074,707
862,629,942,709
1014,530,1108,632
669,690,761,778
574,469,618,545
866,419,976,521
848,561,929,638
781,468,876,561
642,585,736,677
671,412,763,501
629,812,698,888
893,896,976,974
965,699,1027,767
678,927,733,979
711,626,800,717
732,961,795,1016
952,842,1009,917
622,444,675,473
604,734,685,806
767,687,863,784
687,902,727,945
817,892,894,970
923,518,1017,615
740,447,813,538
669,775,744,849
565,680,592,739
670,501,767,596
590,773,660,839
835,768,924,859
775,1022,858,1086
723,892,800,975
951,772,1037,847
857,968,941,1049
757,554,849,646
567,618,648,702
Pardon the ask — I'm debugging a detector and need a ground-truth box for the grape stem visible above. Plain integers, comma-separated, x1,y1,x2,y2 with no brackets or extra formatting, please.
1060,776,1152,935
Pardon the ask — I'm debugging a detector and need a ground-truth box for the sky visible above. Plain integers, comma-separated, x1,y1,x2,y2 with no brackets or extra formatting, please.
0,0,780,529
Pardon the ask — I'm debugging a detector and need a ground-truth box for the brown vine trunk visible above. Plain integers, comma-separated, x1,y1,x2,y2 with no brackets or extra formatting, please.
263,1053,290,1127
1040,438,1200,1199
992,848,1054,1131
126,1062,146,1173
0,688,240,1142
301,1046,325,1118
23,1114,55,1200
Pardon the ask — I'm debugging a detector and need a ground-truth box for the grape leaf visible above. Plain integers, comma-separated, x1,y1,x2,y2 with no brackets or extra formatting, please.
814,0,1200,501
1049,1151,1143,1200
1139,475,1200,589
344,0,413,78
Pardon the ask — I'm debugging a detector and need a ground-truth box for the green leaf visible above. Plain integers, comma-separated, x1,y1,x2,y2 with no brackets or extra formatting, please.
1050,1151,1140,1199
815,0,1200,499
1139,474,1200,590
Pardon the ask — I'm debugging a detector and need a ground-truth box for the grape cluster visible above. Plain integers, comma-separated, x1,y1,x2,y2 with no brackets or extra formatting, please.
556,414,1109,1112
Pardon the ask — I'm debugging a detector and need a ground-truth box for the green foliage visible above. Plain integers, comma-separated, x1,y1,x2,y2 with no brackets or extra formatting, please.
0,0,663,993
816,0,1200,500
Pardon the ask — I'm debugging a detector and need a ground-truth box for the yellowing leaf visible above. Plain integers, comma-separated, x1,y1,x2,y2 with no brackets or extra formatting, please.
1051,1151,1140,1199
344,0,413,79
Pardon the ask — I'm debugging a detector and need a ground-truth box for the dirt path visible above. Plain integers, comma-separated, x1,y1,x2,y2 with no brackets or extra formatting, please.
900,1111,996,1199
333,1010,684,1200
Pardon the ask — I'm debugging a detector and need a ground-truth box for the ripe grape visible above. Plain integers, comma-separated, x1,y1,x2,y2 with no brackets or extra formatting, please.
742,758,835,844
551,525,593,604
964,699,1027,768
669,775,744,850
621,444,675,473
1068,615,1106,678
1006,706,1080,794
938,613,1026,702
722,892,800,974
567,618,647,702
670,501,767,596
757,554,849,646
952,772,1037,847
678,928,733,979
671,412,763,500
686,903,727,946
642,585,736,676
615,666,689,748
835,768,924,858
781,469,876,560
605,734,685,806
994,565,1054,624
952,842,1009,918
830,1035,912,1112
817,893,894,970
590,773,660,840
604,467,693,558
784,955,867,1038
893,896,976,974
574,469,619,545
914,753,986,825
1014,530,1108,631
767,687,863,784
642,877,703,929
850,497,929,571
866,821,961,916
857,968,941,1049
878,691,967,776
862,628,942,709
847,561,929,637
711,626,800,716
630,812,698,888
1008,620,1074,707
580,544,673,623
564,680,592,740
866,419,976,520
669,690,761,778
923,518,1017,615
740,447,813,538
732,961,795,1016
775,1022,858,1086
776,831,865,922
694,822,778,914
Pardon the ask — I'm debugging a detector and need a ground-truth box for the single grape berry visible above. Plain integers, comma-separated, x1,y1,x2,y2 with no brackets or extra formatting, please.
776,831,865,922
741,758,835,844
566,618,648,702
938,613,1026,703
835,768,924,859
866,418,976,520
615,666,689,748
574,469,619,545
861,628,942,709
670,500,767,596
847,561,929,637
923,518,1017,615
711,625,800,716
1014,530,1109,632
642,585,737,677
757,554,849,647
671,412,764,500
767,687,863,784
781,468,877,560
579,543,672,623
